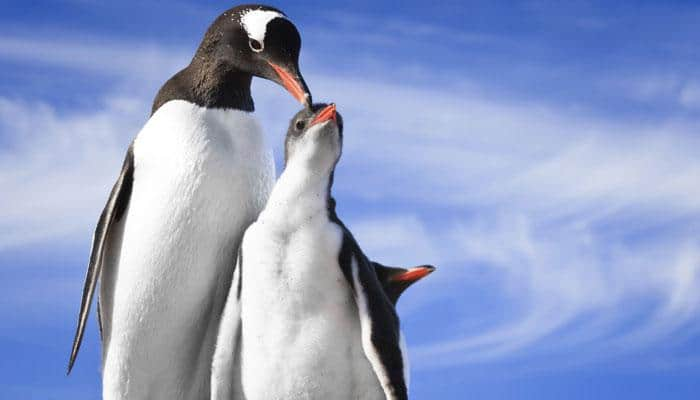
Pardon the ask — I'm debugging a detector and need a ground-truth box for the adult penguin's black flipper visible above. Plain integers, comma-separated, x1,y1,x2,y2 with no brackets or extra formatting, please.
67,145,135,374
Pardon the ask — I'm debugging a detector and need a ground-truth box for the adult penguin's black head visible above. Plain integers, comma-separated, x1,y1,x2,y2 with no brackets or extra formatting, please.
195,4,311,106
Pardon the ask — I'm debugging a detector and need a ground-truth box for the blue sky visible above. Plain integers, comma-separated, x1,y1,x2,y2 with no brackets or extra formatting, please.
1,1,700,399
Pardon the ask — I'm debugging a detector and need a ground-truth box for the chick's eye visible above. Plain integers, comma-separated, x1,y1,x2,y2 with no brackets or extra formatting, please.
295,120,306,131
249,39,263,52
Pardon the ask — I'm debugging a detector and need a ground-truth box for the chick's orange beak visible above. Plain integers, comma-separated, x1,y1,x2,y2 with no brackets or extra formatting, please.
310,104,337,127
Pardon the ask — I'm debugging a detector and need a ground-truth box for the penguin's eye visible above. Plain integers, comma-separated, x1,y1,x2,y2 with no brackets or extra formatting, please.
295,120,306,131
248,38,264,52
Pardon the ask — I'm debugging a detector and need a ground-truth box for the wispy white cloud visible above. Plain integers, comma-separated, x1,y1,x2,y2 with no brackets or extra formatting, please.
0,35,188,80
352,212,700,369
1,29,700,373
0,96,144,249
351,215,440,266
608,73,700,111
679,81,700,110
316,75,700,218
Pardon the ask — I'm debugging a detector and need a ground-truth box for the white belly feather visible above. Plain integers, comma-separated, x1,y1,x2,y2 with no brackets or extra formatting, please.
236,215,385,400
101,100,274,400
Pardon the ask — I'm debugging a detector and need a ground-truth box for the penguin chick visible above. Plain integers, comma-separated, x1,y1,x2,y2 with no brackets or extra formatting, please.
212,104,425,400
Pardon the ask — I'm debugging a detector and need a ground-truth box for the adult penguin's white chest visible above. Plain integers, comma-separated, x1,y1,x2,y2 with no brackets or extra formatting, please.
236,214,385,400
101,100,274,399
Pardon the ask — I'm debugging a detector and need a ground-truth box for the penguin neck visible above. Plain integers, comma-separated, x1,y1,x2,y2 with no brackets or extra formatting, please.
151,57,254,114
261,162,335,229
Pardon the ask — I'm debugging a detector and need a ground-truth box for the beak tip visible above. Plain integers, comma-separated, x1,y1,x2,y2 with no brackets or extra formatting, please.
391,265,436,283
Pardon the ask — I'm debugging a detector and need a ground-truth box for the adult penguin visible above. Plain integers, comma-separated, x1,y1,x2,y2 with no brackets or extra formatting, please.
212,104,432,400
68,5,311,400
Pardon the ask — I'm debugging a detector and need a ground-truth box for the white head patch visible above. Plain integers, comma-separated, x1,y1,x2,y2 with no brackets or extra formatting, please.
240,9,287,42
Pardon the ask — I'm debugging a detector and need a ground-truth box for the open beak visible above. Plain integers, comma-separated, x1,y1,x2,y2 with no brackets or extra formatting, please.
310,104,336,127
390,265,435,283
268,62,311,107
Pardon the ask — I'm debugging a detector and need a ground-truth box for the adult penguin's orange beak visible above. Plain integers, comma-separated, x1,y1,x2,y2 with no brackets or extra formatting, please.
268,61,311,107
